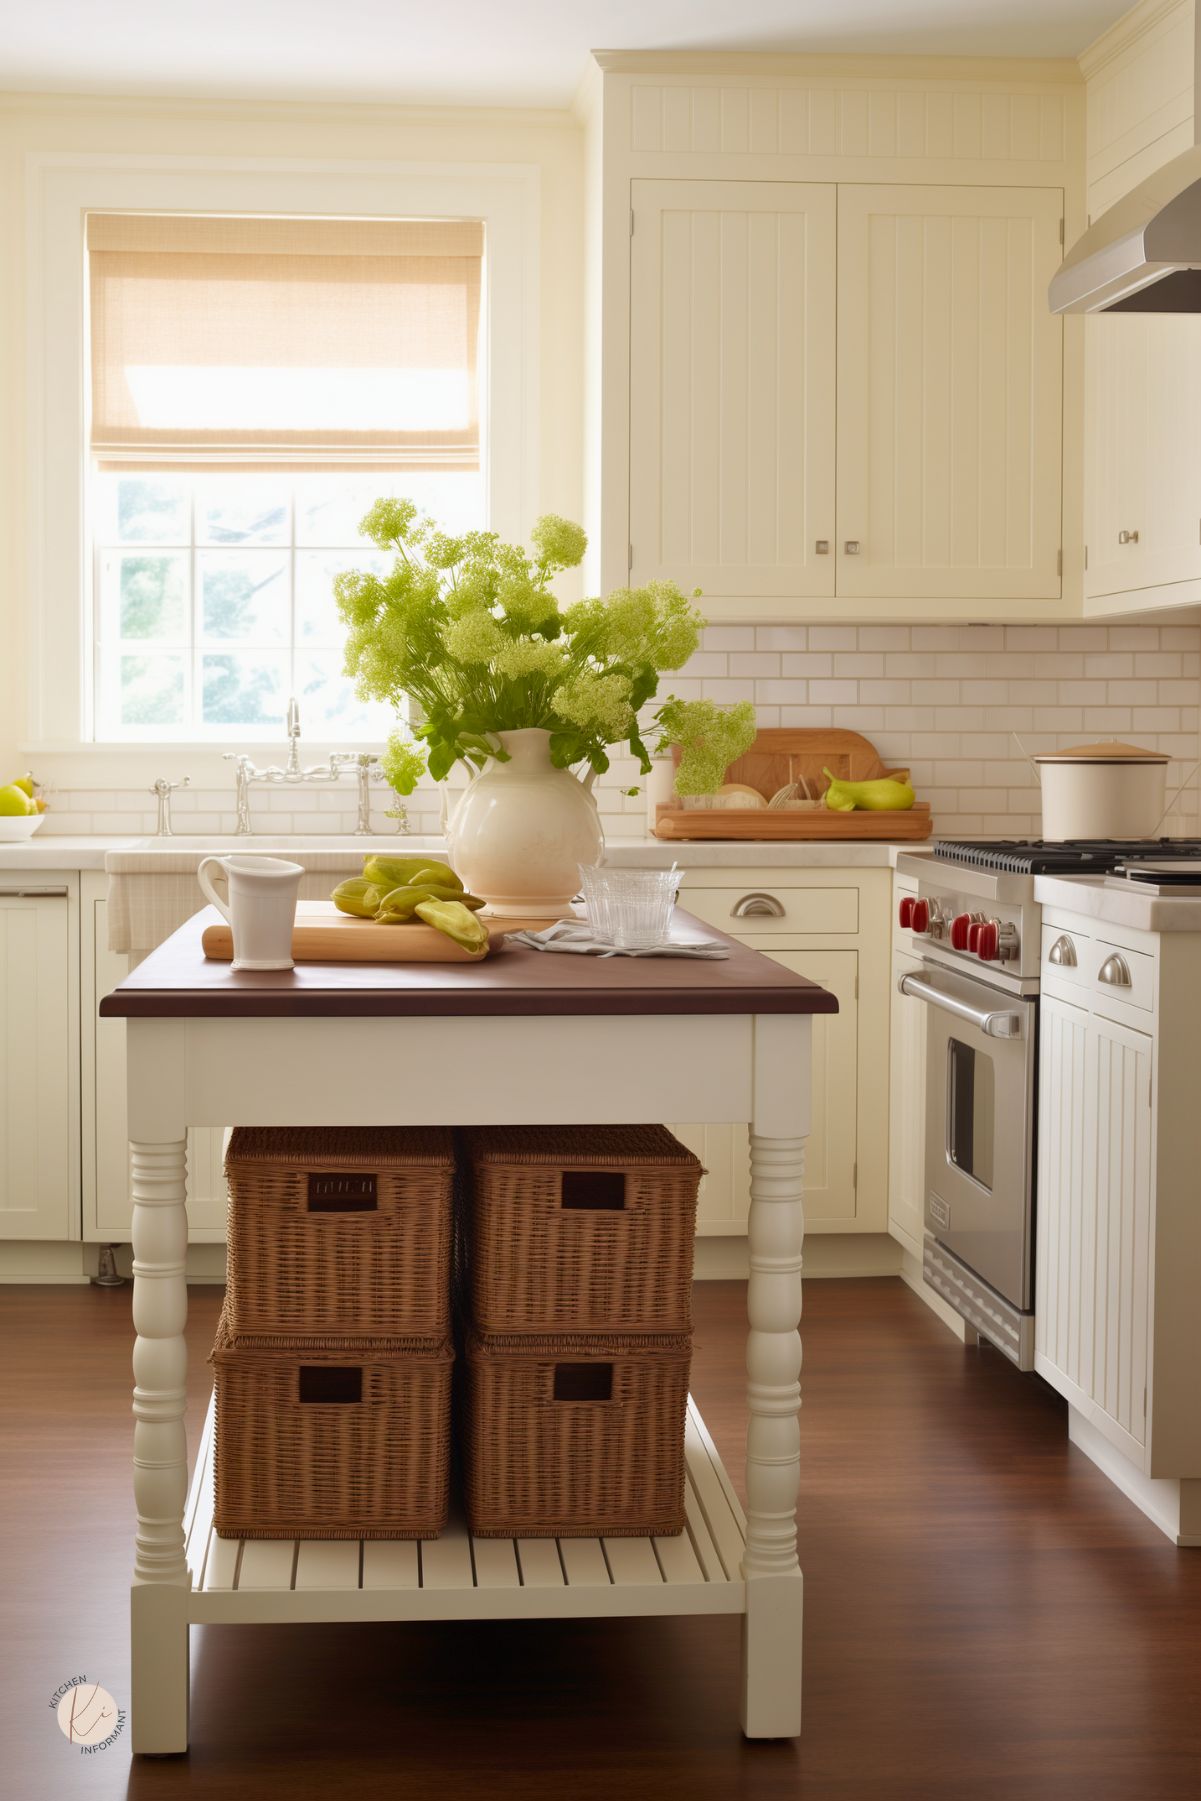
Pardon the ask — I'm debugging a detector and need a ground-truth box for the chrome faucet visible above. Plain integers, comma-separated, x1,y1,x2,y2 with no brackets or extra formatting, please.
149,776,189,837
224,698,400,836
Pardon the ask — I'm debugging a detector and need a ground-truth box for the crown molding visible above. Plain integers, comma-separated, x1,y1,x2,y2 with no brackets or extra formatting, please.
589,47,1082,88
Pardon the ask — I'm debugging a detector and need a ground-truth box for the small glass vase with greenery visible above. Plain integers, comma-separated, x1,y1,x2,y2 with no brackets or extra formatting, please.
334,501,756,798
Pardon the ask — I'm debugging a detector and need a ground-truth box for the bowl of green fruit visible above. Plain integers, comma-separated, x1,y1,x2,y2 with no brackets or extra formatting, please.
0,777,45,842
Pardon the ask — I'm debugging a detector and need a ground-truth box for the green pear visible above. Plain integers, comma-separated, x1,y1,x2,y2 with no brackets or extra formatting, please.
0,784,36,816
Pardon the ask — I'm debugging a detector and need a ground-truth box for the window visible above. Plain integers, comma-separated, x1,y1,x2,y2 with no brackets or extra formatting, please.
85,211,486,741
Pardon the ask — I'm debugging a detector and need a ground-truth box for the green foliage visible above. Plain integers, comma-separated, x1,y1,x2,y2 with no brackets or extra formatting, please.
336,504,706,785
654,698,758,796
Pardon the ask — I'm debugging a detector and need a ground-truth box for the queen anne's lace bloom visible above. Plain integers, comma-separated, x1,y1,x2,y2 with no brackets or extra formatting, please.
445,611,505,665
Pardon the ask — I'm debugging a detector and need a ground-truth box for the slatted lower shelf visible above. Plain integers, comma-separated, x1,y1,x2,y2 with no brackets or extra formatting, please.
183,1393,747,1624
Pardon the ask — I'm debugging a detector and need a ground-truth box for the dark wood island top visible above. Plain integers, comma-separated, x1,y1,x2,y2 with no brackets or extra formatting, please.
100,906,840,1020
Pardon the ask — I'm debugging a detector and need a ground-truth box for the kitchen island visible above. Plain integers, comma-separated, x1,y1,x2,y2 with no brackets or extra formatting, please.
100,906,837,1754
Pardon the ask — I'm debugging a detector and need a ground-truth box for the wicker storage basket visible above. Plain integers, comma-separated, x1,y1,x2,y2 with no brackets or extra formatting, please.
211,1309,453,1540
459,1125,702,1335
224,1127,454,1340
461,1329,692,1538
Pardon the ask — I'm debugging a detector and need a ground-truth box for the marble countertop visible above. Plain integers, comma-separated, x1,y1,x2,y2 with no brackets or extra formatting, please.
0,833,910,874
1035,873,1201,934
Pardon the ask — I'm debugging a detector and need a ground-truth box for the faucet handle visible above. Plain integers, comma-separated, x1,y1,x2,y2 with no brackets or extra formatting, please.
149,776,190,797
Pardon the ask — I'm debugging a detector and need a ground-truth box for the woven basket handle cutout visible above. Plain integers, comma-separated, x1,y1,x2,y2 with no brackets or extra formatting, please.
552,1362,614,1402
298,1366,363,1404
560,1171,626,1212
306,1173,378,1213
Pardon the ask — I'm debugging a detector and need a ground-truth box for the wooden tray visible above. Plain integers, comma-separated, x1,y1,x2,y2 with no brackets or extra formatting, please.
654,727,930,841
202,901,505,963
653,803,932,842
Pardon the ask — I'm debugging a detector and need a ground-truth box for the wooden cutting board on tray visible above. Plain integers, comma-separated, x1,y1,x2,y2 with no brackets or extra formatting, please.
202,900,520,963
655,727,933,842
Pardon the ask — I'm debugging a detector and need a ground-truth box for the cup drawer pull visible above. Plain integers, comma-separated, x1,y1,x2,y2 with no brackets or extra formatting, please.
731,893,786,919
1098,952,1132,988
1047,934,1077,968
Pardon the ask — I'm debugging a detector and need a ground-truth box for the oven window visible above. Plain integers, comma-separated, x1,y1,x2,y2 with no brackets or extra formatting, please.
947,1038,995,1193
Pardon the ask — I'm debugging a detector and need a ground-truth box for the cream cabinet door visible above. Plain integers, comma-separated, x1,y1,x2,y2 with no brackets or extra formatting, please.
887,948,927,1259
0,889,78,1240
83,887,228,1241
680,946,859,1234
1036,994,1152,1465
837,184,1064,601
1084,312,1201,599
629,178,837,600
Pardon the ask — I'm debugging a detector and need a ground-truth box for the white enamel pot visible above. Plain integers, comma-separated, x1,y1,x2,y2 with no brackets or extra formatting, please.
1032,740,1173,841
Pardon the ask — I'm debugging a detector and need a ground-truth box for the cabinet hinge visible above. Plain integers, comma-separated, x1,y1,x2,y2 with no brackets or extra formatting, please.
630,209,635,238
1059,217,1065,244
1057,548,1062,578
628,542,634,571
852,1161,858,1190
1143,1384,1147,1418
1084,545,1089,571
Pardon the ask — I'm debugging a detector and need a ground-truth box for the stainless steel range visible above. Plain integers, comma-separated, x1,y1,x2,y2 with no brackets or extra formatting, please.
895,837,1201,1368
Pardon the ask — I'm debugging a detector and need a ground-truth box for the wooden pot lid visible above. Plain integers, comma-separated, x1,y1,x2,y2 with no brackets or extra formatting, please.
1032,739,1170,765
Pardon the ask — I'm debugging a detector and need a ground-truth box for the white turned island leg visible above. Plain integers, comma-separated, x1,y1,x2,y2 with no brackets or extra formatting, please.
130,1137,191,1754
741,1013,808,1740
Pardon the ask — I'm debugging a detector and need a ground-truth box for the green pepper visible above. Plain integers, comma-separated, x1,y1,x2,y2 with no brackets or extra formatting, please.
363,855,462,893
374,884,437,922
331,877,383,918
414,898,490,955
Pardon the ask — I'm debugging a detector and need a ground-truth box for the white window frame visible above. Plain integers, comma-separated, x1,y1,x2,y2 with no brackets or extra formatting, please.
24,151,540,783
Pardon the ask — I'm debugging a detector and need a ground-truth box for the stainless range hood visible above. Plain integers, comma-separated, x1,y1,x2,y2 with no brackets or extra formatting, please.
1050,2,1201,313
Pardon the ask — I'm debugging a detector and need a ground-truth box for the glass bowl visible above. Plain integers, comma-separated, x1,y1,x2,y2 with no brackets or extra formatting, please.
578,864,680,950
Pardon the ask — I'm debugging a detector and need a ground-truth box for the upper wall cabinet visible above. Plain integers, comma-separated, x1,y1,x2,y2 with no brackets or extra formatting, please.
1080,0,1201,616
629,179,837,600
627,176,1064,611
588,57,1082,620
1084,314,1201,602
836,184,1064,603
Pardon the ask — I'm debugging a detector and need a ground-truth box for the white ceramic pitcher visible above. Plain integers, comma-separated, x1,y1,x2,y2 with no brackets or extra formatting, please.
197,854,304,970
443,727,604,918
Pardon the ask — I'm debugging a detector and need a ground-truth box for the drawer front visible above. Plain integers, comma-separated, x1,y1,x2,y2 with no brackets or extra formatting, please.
1041,923,1091,993
680,884,859,935
1091,939,1155,1015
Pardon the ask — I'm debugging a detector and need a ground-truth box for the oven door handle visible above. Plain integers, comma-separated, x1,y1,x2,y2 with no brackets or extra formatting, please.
898,971,1025,1039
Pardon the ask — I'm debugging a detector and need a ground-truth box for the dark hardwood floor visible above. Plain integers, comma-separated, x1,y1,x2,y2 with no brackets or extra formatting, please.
2,1277,1198,1800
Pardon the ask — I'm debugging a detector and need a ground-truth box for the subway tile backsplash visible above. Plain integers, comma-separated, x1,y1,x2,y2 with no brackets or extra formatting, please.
44,623,1201,841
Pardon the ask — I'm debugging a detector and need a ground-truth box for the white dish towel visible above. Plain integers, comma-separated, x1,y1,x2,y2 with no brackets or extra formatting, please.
506,920,730,959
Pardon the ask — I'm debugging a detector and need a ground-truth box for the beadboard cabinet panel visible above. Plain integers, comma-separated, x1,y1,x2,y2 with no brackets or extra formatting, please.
1036,990,1153,1463
0,888,78,1241
629,178,837,599
836,183,1064,601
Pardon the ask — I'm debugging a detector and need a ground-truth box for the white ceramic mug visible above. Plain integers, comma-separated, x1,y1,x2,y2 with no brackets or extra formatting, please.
197,854,304,971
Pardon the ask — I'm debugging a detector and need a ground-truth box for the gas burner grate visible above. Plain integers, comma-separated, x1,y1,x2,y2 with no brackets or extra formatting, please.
931,838,1201,875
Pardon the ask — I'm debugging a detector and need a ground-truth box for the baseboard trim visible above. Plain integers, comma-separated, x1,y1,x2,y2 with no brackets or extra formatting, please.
0,1241,228,1284
693,1232,904,1281
1068,1407,1201,1547
898,1246,971,1342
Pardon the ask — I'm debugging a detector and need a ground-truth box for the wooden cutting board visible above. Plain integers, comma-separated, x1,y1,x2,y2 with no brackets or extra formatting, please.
202,901,509,963
653,803,933,842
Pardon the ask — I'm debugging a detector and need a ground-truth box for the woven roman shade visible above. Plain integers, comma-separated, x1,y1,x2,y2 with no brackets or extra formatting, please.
87,212,484,470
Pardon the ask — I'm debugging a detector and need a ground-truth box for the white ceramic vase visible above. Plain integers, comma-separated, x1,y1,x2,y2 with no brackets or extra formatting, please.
444,727,604,918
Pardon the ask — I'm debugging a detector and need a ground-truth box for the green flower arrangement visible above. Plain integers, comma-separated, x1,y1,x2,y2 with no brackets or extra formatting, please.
654,697,758,797
334,501,709,793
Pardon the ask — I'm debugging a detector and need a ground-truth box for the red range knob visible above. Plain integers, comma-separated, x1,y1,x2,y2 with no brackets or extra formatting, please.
898,896,915,928
910,899,930,934
977,921,999,962
950,913,972,951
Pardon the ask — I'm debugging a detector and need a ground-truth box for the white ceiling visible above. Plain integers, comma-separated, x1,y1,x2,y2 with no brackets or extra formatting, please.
0,2,1133,109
